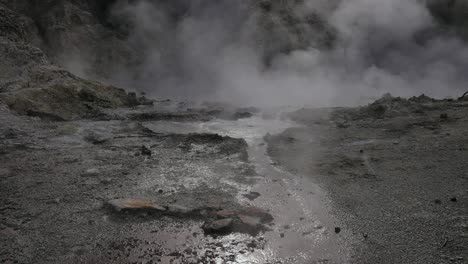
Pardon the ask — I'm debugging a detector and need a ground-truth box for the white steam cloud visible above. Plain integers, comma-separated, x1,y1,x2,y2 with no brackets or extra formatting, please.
81,0,468,107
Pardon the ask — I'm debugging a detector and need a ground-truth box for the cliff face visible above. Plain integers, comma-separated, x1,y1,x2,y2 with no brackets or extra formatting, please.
0,1,133,120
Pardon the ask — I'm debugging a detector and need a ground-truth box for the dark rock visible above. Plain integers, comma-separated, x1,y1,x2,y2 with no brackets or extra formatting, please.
440,113,448,119
434,199,442,204
280,233,285,238
202,218,233,233
450,197,457,202
141,145,152,156
335,227,341,233
243,191,261,201
233,111,253,120
127,92,139,106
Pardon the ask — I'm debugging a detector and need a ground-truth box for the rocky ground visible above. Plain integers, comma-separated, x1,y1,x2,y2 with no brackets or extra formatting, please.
267,94,468,264
2,93,467,264
0,98,351,264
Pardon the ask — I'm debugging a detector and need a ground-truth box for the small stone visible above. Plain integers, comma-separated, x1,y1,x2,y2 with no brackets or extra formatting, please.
141,145,152,156
81,168,99,177
434,199,442,204
243,192,261,201
84,131,109,144
440,113,448,119
202,218,233,233
107,199,166,212
280,233,285,238
100,178,112,184
363,233,368,238
450,197,457,202
167,204,192,214
335,227,341,233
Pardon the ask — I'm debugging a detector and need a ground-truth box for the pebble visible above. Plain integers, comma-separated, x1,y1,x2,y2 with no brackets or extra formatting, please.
141,145,152,156
335,227,341,233
81,168,99,177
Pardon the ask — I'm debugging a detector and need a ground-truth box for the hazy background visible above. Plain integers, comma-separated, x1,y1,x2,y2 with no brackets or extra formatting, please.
66,0,468,107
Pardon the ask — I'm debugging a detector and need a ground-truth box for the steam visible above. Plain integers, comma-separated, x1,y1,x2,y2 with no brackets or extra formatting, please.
73,0,468,107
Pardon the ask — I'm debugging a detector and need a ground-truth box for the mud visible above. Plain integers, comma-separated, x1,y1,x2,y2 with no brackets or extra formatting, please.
0,100,349,264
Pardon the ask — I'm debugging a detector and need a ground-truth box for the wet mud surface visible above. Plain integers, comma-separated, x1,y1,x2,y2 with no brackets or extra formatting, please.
0,101,350,264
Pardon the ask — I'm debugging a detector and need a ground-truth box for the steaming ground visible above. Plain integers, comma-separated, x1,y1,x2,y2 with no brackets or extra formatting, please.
71,0,468,107
1,0,468,264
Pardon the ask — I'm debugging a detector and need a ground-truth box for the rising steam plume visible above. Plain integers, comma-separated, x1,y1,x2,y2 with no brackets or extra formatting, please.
67,0,468,107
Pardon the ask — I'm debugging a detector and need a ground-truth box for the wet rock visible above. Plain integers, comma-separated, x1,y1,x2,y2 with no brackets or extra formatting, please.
238,214,261,228
141,145,152,156
243,191,261,200
240,206,273,223
202,218,233,233
215,209,236,219
167,204,192,215
107,199,166,212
